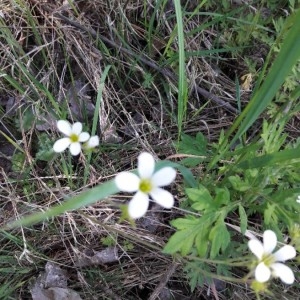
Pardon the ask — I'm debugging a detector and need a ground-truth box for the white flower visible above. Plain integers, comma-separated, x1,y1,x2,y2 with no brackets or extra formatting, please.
84,135,100,150
115,152,176,219
297,196,300,204
248,230,296,284
53,120,90,156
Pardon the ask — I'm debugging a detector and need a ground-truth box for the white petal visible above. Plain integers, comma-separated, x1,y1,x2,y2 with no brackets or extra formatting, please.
79,132,90,142
115,172,140,192
263,230,277,254
138,152,155,178
152,167,176,187
57,120,72,136
128,192,149,219
150,187,174,208
87,136,99,148
248,239,264,259
69,142,81,156
255,262,271,283
72,122,83,135
271,263,295,284
53,138,71,153
273,245,296,262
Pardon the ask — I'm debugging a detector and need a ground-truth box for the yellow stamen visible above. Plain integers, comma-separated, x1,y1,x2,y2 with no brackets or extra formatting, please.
261,253,275,267
139,179,152,193
70,134,79,143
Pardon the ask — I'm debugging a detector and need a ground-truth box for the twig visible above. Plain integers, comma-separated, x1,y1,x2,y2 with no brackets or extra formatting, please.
210,281,220,300
148,262,179,300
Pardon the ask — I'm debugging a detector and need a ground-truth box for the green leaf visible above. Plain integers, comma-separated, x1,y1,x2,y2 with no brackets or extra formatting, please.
238,204,247,234
184,260,212,292
186,186,214,211
18,107,35,131
178,133,207,155
36,149,56,162
186,186,213,202
228,175,251,191
264,203,277,225
170,216,200,230
36,133,56,161
214,188,230,206
163,215,215,256
208,220,230,259
178,133,208,167
194,229,209,257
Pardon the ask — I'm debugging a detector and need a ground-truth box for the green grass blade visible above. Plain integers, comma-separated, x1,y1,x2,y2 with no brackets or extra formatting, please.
0,73,26,94
84,65,111,184
184,11,274,34
173,0,188,136
228,9,300,146
5,156,196,229
163,47,245,66
2,68,60,115
0,130,24,154
237,146,300,169
147,0,165,55
5,179,119,229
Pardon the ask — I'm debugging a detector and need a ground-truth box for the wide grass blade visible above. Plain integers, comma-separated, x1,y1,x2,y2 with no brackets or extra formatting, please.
237,146,300,169
5,179,119,229
228,9,300,146
5,158,195,228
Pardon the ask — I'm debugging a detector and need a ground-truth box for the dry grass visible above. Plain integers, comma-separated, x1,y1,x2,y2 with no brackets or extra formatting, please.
0,0,298,299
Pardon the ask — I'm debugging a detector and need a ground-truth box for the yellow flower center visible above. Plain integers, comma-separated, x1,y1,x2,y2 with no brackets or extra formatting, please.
70,133,79,143
261,253,275,267
139,179,153,193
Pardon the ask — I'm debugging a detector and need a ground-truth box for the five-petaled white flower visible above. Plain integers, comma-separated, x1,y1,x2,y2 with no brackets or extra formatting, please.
115,152,176,219
248,230,296,284
53,120,90,156
297,195,300,204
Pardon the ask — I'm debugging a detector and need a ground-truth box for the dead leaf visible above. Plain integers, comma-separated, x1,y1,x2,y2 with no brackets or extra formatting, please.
240,73,253,91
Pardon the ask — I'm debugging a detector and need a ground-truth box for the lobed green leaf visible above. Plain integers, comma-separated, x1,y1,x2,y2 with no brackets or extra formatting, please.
208,220,230,259
164,214,215,256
